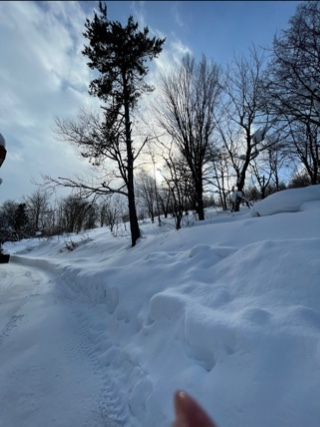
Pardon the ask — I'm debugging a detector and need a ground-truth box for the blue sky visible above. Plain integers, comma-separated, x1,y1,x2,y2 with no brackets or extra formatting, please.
0,1,301,203
108,1,300,64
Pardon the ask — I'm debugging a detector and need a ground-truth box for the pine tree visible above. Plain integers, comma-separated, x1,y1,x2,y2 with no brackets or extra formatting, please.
82,2,165,247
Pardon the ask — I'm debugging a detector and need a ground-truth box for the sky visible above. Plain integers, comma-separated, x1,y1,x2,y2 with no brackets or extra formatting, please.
0,1,302,204
1,184,320,427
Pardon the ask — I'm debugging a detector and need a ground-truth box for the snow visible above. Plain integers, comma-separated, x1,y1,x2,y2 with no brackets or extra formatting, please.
1,184,320,427
250,184,320,217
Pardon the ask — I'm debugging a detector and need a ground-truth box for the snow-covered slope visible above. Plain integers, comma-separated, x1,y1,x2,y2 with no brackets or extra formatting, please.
4,185,320,427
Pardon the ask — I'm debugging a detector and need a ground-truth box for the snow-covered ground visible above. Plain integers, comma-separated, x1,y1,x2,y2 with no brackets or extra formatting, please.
2,185,320,427
0,265,122,427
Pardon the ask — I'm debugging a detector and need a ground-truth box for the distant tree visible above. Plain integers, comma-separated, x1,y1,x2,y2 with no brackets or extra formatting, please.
160,143,194,230
282,119,320,184
207,146,232,211
41,206,57,237
155,54,222,221
157,186,172,219
99,194,126,235
48,2,165,247
136,171,158,223
60,195,95,234
0,200,18,243
25,189,50,236
289,171,312,188
83,202,98,230
217,47,275,211
249,137,288,199
0,200,17,229
13,203,29,240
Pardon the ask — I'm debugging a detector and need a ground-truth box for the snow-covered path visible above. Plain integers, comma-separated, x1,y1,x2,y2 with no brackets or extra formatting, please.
0,262,121,427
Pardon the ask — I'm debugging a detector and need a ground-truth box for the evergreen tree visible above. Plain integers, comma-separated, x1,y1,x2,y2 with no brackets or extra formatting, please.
82,2,165,247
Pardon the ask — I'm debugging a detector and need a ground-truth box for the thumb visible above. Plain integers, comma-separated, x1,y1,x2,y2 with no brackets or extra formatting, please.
172,390,218,427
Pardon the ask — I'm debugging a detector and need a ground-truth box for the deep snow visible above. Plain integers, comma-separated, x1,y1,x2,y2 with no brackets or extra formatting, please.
2,185,320,427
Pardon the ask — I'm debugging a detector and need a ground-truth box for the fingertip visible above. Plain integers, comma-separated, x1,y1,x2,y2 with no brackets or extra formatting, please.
173,390,218,427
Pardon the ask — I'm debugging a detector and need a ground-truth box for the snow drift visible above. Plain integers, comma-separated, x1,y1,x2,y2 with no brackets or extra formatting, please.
4,185,320,427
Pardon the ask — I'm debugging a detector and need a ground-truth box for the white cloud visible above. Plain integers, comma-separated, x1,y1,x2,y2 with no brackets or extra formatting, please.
0,1,98,202
128,1,192,75
130,1,147,28
0,1,194,203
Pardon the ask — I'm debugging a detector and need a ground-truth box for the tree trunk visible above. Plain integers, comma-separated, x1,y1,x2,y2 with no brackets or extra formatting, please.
124,86,140,247
234,177,245,212
196,185,205,220
194,168,205,220
127,181,140,246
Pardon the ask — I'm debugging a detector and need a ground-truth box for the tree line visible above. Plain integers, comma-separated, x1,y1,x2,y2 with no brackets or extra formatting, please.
35,1,320,245
0,168,308,246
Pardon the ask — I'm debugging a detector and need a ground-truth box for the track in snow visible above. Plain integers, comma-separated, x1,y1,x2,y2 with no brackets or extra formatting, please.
0,263,123,427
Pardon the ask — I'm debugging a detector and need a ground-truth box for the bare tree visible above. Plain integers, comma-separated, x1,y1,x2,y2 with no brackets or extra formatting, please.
207,146,232,211
159,143,194,230
99,194,127,236
264,1,320,185
136,171,158,223
58,195,95,234
217,47,275,211
157,186,172,219
41,206,57,237
266,1,320,128
283,117,320,184
25,189,50,236
154,54,222,221
246,131,290,198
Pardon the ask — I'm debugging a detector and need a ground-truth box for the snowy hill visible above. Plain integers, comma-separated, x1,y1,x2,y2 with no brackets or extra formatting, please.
3,185,320,427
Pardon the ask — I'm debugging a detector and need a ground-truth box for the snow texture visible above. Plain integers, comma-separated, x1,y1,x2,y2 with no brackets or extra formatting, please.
1,184,320,427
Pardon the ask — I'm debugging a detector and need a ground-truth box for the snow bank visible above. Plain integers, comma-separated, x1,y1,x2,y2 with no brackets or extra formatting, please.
252,184,320,216
4,185,320,427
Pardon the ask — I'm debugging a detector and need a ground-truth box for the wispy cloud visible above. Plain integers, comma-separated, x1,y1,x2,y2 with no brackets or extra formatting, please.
130,1,147,28
0,1,194,202
0,1,98,201
172,2,184,28
150,39,192,78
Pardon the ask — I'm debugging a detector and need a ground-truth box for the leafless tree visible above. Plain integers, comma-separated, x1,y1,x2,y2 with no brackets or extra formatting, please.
282,116,320,184
248,132,289,198
263,1,320,185
216,47,276,211
159,142,194,230
154,54,222,221
24,189,50,236
207,146,233,211
99,194,126,235
56,195,96,234
157,186,172,219
44,108,149,234
136,171,158,223
266,1,320,128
